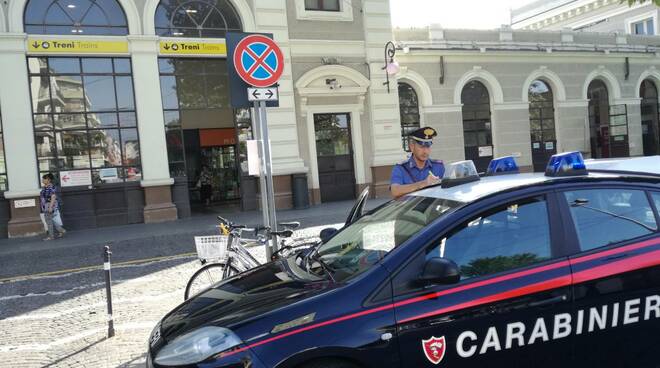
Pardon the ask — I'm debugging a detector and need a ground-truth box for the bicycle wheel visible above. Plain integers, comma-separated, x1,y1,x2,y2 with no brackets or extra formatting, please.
185,262,239,300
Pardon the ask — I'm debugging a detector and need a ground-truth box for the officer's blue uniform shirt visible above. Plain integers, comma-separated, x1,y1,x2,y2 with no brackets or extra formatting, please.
390,156,445,185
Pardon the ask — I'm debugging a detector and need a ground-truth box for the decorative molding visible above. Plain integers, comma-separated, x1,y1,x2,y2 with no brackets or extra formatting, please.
582,66,623,102
634,68,660,99
614,98,642,105
10,0,142,35
141,178,175,188
556,99,590,108
143,0,256,35
396,68,433,106
127,36,160,54
493,102,530,111
453,67,505,105
425,104,463,113
0,2,6,33
521,67,568,103
0,34,28,53
294,0,354,22
3,190,41,200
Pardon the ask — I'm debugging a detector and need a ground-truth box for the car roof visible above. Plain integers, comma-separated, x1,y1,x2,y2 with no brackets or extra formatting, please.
411,156,660,203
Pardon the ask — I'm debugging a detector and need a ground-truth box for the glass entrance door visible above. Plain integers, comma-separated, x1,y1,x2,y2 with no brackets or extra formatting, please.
200,145,239,202
314,113,355,202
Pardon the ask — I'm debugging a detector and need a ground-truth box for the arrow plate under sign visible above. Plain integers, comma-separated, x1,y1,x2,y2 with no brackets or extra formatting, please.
248,88,278,102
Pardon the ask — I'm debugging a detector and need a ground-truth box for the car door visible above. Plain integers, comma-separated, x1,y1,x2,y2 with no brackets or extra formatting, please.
559,186,660,367
392,193,574,367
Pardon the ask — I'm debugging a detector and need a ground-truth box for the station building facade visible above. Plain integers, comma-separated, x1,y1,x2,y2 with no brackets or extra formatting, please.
0,0,659,238
0,0,402,238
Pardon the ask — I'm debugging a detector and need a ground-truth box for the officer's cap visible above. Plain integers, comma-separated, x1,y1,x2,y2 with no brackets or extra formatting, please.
409,127,437,147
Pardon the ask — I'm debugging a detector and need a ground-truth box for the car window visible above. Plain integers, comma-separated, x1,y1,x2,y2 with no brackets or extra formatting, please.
653,193,660,220
563,189,657,252
315,196,462,282
428,196,552,280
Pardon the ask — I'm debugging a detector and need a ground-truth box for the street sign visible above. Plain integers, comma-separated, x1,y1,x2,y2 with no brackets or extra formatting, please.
159,41,227,56
226,32,284,258
27,38,128,54
226,32,279,108
60,170,92,187
248,87,278,102
233,34,284,88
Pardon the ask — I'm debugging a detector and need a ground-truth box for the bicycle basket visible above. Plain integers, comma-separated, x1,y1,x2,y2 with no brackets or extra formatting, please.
194,235,229,261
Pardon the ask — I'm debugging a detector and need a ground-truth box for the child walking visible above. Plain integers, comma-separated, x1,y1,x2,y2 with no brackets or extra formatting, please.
40,173,66,240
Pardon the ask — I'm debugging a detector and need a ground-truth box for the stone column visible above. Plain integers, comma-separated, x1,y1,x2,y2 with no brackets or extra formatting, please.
425,105,465,164
128,36,177,223
0,34,44,237
492,103,534,171
363,0,407,198
556,100,590,156
254,0,307,209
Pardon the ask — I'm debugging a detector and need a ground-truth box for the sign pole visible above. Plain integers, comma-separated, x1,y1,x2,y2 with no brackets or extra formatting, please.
227,32,284,259
260,101,279,255
253,101,271,258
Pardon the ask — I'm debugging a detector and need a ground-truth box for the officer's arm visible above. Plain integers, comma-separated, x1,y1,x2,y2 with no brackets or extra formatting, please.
391,182,424,198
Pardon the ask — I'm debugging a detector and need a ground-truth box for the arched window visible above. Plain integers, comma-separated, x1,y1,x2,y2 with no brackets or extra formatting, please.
461,80,492,172
398,82,420,152
155,0,242,38
640,79,660,156
588,79,627,159
528,80,556,171
24,0,128,35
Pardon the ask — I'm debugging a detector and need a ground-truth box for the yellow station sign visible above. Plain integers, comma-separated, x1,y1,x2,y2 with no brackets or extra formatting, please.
159,41,227,56
27,38,129,54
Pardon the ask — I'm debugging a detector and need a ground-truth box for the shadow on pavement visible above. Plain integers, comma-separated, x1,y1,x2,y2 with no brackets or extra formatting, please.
42,336,108,367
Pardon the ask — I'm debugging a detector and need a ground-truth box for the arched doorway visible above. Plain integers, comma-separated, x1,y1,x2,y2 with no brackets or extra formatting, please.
398,82,420,152
588,79,629,158
461,80,493,172
640,79,660,156
528,80,557,171
155,0,254,212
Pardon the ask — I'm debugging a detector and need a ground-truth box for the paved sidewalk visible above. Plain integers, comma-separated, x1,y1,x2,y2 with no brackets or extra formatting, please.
0,198,389,280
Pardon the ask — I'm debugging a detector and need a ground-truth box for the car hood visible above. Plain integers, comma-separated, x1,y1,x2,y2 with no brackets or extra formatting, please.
158,259,333,343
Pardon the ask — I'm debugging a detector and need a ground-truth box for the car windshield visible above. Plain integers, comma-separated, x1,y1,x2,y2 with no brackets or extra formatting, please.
313,196,462,282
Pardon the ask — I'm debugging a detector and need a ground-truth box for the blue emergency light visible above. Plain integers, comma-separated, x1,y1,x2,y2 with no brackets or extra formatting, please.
545,151,587,177
486,156,519,176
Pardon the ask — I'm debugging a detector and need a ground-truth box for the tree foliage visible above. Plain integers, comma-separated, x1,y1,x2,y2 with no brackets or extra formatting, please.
625,0,660,6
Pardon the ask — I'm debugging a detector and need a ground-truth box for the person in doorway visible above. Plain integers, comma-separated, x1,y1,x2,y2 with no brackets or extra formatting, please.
198,165,213,207
40,173,66,241
390,127,445,198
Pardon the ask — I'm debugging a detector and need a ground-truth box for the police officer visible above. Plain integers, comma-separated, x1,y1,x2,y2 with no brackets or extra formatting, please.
390,127,445,198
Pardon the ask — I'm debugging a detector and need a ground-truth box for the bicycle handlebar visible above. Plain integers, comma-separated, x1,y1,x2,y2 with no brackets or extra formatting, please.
218,216,295,238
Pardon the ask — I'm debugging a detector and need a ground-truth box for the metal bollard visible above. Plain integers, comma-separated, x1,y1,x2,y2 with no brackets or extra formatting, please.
103,245,115,338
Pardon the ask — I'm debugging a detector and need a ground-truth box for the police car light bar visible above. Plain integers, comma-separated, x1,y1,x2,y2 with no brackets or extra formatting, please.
545,151,587,177
486,156,519,176
441,160,480,188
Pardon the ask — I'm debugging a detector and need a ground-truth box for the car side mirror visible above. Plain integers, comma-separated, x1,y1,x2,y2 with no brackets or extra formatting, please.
418,257,460,286
319,228,338,243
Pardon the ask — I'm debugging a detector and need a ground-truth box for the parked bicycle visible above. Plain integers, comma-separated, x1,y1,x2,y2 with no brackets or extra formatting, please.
184,216,319,300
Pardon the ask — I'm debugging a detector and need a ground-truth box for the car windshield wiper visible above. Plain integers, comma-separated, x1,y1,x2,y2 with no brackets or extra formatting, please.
306,251,336,283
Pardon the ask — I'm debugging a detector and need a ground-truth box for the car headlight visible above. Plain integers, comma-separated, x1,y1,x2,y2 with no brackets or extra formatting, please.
154,326,242,366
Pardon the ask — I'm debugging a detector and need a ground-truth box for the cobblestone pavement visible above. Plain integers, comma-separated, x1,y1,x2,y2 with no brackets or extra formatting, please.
0,224,339,368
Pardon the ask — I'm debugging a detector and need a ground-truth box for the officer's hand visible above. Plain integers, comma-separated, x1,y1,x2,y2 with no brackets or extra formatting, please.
422,174,441,188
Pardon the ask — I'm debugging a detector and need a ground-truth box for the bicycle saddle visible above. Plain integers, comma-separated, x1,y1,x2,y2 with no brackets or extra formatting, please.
279,221,300,230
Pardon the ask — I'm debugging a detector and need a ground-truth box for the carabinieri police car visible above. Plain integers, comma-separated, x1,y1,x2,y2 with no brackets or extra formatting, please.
147,152,660,368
